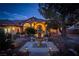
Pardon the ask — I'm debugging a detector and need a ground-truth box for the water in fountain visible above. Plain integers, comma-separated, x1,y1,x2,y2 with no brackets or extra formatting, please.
33,41,47,48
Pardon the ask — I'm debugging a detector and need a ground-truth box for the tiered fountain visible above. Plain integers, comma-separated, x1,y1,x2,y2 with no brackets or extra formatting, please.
33,25,47,48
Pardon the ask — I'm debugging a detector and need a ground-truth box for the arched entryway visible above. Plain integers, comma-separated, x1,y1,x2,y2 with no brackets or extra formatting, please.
23,23,31,31
34,23,46,38
34,23,46,31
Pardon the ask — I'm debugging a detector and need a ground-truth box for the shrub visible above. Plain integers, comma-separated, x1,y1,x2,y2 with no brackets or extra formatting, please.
25,27,36,36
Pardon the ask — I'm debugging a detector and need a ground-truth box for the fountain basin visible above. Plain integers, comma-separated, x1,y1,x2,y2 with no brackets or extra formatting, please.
19,41,59,56
33,42,47,48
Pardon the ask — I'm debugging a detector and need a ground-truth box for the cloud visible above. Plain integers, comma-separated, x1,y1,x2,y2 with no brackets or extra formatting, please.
2,11,27,20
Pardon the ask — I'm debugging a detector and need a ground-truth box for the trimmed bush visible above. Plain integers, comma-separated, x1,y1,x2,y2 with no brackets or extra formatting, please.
25,27,36,35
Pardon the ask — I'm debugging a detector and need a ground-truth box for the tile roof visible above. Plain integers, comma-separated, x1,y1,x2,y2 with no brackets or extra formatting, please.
0,17,46,26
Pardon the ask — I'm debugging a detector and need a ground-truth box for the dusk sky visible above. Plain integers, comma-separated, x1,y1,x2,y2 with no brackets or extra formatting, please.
0,3,44,20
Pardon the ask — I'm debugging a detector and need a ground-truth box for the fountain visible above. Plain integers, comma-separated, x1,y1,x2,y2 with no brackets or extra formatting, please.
33,38,47,48
33,25,47,48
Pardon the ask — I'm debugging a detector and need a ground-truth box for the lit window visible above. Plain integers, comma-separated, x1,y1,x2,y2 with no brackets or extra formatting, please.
8,28,11,33
12,27,15,30
50,29,57,33
23,23,31,31
4,28,7,33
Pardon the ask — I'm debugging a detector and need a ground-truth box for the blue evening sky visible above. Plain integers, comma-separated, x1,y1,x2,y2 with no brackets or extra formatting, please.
0,3,44,20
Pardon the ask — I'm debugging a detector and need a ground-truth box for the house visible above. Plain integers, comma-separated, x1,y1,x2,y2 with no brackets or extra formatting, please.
0,17,47,34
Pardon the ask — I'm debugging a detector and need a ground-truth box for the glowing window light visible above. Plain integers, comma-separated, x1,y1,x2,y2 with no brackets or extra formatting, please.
32,22,36,27
34,23,46,31
50,29,57,33
32,23,34,27
8,28,11,33
24,23,30,27
16,27,21,32
4,28,7,33
12,27,15,30
23,23,31,30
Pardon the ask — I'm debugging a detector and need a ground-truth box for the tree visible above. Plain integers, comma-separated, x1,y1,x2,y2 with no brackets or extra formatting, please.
25,27,36,36
73,9,79,22
39,3,79,38
65,13,78,26
0,28,12,51
46,20,60,29
0,28,8,51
